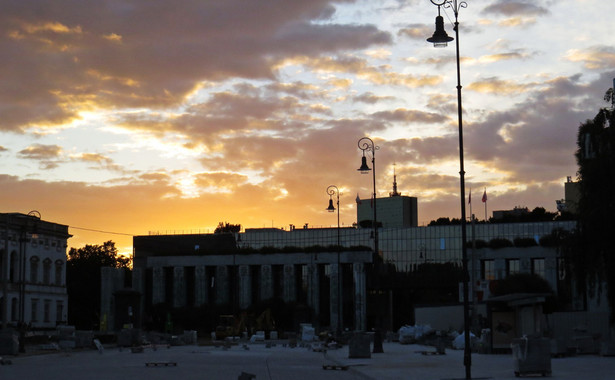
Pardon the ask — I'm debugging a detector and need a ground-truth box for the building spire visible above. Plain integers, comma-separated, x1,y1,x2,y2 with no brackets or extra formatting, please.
390,163,401,197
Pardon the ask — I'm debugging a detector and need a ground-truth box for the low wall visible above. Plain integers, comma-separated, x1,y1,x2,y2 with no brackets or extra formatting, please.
414,304,487,331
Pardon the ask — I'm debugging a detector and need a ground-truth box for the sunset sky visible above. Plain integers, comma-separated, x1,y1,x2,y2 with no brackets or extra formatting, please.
2,0,614,255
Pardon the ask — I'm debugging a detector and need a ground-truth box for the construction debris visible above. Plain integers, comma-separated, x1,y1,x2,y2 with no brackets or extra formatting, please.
323,364,348,371
145,362,177,367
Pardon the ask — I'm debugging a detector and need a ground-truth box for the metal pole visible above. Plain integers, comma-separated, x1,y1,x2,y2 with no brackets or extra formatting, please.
2,214,9,329
336,191,341,335
454,12,472,380
372,151,378,257
327,185,342,335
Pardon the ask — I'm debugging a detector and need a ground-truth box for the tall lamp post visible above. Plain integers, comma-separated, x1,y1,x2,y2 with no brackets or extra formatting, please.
326,185,341,335
357,137,379,257
427,1,471,378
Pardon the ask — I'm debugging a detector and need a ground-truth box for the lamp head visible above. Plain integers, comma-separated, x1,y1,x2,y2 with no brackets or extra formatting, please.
327,198,336,212
357,155,371,173
427,15,454,47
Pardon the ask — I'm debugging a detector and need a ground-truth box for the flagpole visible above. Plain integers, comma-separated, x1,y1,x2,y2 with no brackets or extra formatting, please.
469,188,473,221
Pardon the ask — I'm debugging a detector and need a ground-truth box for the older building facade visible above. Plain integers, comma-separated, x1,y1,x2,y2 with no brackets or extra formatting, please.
1,212,71,329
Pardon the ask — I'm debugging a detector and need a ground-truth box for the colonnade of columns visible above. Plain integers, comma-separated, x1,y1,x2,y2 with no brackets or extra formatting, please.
148,263,366,331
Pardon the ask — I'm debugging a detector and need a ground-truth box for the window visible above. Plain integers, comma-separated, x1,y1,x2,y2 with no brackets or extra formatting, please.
43,258,52,285
506,259,520,276
55,260,64,286
30,256,40,283
31,299,39,322
10,251,18,282
532,258,546,278
56,301,64,323
481,259,495,280
43,300,51,322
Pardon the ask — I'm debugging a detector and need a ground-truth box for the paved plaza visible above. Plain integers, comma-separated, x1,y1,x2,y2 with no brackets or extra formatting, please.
2,341,615,380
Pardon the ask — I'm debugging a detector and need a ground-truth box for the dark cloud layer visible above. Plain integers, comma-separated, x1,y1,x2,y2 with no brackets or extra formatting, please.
482,1,549,17
0,0,390,131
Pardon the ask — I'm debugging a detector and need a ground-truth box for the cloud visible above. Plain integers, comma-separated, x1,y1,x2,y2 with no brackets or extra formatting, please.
71,152,126,172
565,46,615,70
466,77,536,95
463,75,600,185
353,92,395,104
0,1,391,132
18,144,62,160
478,51,533,63
18,144,63,169
482,1,549,17
370,108,450,124
194,172,250,192
398,24,432,40
295,55,441,87
481,1,548,27
425,93,457,114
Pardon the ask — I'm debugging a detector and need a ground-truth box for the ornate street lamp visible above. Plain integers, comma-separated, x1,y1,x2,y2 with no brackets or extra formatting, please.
326,185,342,335
357,137,379,257
427,1,471,378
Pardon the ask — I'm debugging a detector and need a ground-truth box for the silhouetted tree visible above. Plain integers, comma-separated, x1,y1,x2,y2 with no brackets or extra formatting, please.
214,222,241,234
67,241,131,329
490,207,558,223
427,217,463,226
574,93,615,321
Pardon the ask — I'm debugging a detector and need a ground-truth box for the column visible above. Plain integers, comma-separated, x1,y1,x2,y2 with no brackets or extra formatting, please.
260,265,273,301
131,267,144,329
353,262,366,332
329,263,342,333
215,265,229,305
173,267,186,308
238,265,251,309
131,267,144,295
152,267,165,305
194,266,208,306
282,264,296,303
100,267,115,332
308,263,320,317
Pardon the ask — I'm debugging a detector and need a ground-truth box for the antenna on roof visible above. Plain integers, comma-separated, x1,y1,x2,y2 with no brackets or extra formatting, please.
390,163,401,197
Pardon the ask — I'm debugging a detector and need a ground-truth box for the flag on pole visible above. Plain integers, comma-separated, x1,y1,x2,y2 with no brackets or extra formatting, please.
482,188,488,221
468,189,472,204
355,193,362,205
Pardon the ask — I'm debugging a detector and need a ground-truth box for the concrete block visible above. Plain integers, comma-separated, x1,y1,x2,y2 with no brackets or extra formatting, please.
118,328,141,347
59,340,76,349
348,332,371,359
181,330,197,345
601,341,615,356
75,331,94,348
250,331,265,342
0,332,19,355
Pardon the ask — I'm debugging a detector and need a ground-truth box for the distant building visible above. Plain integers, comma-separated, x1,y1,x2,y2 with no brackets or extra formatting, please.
492,206,530,221
1,212,71,329
356,172,418,228
562,176,580,214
